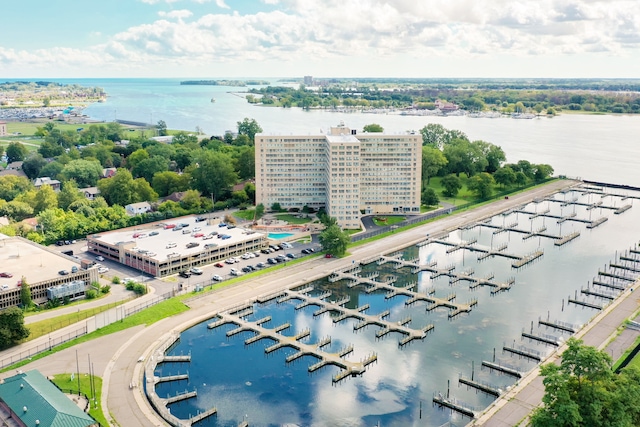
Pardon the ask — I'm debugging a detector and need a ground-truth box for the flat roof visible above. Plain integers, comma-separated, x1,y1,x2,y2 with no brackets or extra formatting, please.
325,134,359,143
90,216,266,262
0,237,81,289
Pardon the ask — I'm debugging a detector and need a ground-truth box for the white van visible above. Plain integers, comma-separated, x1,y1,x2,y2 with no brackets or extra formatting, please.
182,229,191,234
166,242,177,249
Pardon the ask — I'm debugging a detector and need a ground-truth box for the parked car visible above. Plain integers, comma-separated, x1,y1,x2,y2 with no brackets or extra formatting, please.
286,253,296,259
225,259,235,265
230,268,242,276
149,231,159,236
325,254,333,258
209,231,218,236
71,266,78,273
58,270,69,275
241,266,252,273
267,258,278,265
221,235,231,240
193,233,204,238
261,248,271,254
166,242,177,249
203,235,214,240
218,223,227,228
227,224,236,229
163,224,176,229
190,267,203,275
256,262,265,268
280,242,293,249
212,274,222,281
55,240,64,246
204,243,218,249
0,272,13,278
195,217,206,222
98,267,109,274
179,270,192,278
186,242,199,248
193,227,201,232
215,262,225,268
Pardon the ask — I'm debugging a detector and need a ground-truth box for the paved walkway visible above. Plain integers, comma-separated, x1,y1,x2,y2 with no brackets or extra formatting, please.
3,180,597,427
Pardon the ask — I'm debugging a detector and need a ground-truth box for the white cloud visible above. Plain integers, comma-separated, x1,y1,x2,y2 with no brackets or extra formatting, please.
158,9,194,19
3,0,639,77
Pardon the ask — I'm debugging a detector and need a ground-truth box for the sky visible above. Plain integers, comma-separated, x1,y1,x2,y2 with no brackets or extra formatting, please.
1,0,639,79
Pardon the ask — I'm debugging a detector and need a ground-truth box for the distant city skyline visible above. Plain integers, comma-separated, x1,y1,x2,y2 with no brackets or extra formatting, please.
1,0,639,79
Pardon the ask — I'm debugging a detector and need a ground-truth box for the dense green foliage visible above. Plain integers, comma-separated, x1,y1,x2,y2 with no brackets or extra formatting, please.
247,79,640,114
0,307,30,348
531,338,640,427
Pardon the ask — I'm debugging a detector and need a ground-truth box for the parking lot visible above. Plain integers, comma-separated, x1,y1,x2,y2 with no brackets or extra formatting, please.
50,236,322,294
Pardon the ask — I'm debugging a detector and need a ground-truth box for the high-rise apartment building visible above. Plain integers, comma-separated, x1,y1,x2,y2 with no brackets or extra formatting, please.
255,123,422,229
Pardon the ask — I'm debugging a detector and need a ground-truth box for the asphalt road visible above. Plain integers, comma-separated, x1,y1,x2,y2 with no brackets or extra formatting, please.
6,180,595,427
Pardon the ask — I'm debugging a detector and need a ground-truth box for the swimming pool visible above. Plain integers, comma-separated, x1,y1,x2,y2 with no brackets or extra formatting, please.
267,232,294,240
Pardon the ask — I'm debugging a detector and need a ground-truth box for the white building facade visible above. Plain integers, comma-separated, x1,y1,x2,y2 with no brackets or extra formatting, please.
256,123,422,229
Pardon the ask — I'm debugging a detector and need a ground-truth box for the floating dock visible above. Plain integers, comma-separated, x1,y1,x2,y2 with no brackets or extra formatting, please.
459,376,502,397
481,360,522,378
433,395,476,418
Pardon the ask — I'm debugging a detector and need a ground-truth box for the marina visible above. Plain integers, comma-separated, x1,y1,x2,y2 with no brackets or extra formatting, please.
147,184,640,426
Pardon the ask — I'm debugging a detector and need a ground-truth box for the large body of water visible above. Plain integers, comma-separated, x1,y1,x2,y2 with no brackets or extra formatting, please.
156,187,640,426
40,77,640,187
36,78,640,425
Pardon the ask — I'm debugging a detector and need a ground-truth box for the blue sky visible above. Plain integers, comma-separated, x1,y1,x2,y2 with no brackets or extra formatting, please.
1,0,639,78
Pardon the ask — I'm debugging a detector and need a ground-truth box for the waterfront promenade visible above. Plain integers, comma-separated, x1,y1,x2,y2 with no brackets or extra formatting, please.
6,179,632,427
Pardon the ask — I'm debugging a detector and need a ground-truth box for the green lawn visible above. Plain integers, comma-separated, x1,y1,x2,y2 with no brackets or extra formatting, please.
4,121,83,136
26,300,128,342
372,216,406,226
274,213,312,224
50,373,108,426
234,209,257,221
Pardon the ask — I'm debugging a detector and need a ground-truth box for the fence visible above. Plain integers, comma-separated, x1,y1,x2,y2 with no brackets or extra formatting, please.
1,291,176,370
0,326,87,369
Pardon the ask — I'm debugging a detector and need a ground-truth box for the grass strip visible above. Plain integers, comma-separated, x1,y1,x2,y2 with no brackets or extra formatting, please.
50,373,108,426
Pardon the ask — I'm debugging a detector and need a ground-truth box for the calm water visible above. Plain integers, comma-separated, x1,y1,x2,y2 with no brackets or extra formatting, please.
41,77,639,187
154,188,640,426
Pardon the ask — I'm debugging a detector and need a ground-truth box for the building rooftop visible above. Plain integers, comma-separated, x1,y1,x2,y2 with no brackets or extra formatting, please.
0,236,81,291
90,216,266,263
0,370,96,427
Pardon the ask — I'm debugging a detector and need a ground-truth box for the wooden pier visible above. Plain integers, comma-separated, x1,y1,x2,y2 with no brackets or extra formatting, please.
598,270,636,282
481,360,522,378
568,298,603,310
581,288,617,300
555,231,580,246
539,319,577,333
610,263,640,274
592,279,626,291
503,345,542,362
164,390,197,404
188,407,218,425
512,250,544,268
522,332,559,346
433,395,476,418
155,373,189,384
459,376,502,397
208,308,381,382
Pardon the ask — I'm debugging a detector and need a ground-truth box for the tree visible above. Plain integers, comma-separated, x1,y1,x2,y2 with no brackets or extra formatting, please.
133,156,169,182
237,118,262,144
494,166,516,188
234,146,255,180
5,142,28,163
531,338,640,427
97,169,136,206
21,153,47,179
255,203,265,220
19,277,32,308
422,146,448,184
515,170,528,187
422,187,439,206
467,172,495,199
443,139,487,177
125,148,150,172
319,224,350,256
156,120,168,136
535,164,555,182
57,180,84,210
441,174,462,197
0,307,30,348
152,171,190,197
363,123,384,132
60,159,103,187
419,124,468,149
190,151,238,203
34,185,58,214
0,176,32,201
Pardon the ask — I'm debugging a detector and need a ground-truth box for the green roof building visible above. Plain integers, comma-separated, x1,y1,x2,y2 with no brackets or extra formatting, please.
0,370,97,427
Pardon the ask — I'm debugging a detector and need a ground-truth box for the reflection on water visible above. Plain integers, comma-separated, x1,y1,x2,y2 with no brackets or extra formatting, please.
153,187,640,426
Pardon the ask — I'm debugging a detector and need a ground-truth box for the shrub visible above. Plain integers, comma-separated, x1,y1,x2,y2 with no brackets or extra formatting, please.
85,289,97,299
133,283,147,295
112,277,121,284
100,285,111,294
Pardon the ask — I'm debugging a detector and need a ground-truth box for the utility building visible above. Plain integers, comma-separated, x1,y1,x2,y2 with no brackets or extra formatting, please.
255,123,422,229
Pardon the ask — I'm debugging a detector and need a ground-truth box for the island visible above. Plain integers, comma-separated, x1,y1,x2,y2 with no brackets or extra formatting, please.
180,79,270,87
